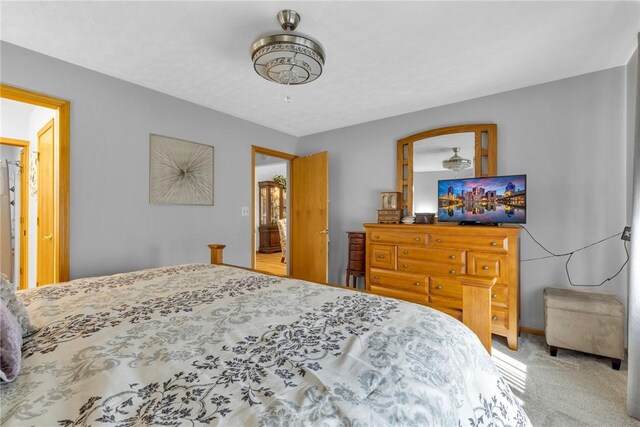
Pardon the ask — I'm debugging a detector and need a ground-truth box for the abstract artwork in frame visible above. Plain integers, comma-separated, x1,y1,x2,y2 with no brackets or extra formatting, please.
149,134,214,205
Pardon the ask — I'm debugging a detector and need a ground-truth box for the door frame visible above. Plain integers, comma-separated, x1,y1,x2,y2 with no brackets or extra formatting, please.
0,137,29,290
251,145,296,271
0,84,70,283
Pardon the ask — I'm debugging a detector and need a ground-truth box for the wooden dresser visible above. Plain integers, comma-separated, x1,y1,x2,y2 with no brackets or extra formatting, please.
364,223,520,350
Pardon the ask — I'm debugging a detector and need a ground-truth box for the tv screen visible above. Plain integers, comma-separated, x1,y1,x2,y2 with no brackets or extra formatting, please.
437,174,526,224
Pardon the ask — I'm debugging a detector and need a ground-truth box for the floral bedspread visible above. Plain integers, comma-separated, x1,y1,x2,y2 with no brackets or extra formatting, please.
1,264,530,426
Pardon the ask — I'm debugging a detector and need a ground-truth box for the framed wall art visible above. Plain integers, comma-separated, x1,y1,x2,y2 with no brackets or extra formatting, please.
149,134,214,205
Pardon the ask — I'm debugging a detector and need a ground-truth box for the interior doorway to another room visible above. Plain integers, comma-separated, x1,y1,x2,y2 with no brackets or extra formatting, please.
0,85,70,288
252,146,294,276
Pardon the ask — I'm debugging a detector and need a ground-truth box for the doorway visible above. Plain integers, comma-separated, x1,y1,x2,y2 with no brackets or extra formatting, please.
0,137,28,289
0,84,70,286
251,146,330,283
252,146,295,276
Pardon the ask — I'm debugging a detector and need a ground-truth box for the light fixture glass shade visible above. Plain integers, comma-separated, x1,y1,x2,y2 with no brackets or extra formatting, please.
442,147,472,171
251,10,325,85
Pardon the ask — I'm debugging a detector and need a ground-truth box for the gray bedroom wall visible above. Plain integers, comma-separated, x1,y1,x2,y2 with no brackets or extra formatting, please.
625,42,638,419
298,66,629,331
0,42,298,278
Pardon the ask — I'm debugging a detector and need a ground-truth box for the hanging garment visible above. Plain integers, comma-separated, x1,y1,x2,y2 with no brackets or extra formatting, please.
0,160,13,282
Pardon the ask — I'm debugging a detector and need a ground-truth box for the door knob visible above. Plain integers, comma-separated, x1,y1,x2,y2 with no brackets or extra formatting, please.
482,265,489,270
319,229,329,234
43,234,53,240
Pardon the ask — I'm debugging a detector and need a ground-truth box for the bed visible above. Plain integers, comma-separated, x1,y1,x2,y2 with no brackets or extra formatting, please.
1,262,530,426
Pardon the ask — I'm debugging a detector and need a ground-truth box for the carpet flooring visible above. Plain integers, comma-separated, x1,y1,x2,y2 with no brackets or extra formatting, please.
492,334,639,426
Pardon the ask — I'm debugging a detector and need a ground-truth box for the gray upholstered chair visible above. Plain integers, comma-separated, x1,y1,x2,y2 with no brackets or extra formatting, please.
277,218,287,263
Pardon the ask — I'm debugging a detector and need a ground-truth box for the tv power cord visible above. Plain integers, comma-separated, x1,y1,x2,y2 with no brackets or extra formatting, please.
518,225,630,287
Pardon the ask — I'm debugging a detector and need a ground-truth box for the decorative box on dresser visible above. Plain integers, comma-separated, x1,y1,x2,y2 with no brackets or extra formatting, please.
364,223,521,350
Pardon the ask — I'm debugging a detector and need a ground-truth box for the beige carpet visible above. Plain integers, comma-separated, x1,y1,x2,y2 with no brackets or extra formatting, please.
492,334,639,426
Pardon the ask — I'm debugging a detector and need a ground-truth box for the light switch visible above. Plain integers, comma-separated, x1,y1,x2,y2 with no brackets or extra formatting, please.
241,206,250,216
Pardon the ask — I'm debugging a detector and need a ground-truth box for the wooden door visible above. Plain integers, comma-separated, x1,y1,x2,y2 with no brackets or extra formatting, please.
37,119,55,286
290,151,328,283
18,147,29,290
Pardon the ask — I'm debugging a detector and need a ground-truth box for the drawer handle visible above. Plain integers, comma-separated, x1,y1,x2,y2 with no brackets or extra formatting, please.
403,250,409,255
482,265,489,270
449,269,456,274
490,242,497,246
492,316,498,321
378,255,385,259
414,282,421,287
403,264,409,268
374,275,380,279
435,239,442,243
436,285,443,290
449,255,456,259
492,294,497,299
414,237,421,242
375,234,380,239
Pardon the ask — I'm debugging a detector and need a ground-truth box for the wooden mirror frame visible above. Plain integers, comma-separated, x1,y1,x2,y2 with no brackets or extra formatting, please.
397,124,497,216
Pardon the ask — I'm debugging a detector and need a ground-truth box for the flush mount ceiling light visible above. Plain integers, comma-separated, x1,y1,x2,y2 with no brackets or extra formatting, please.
442,147,472,171
251,10,325,85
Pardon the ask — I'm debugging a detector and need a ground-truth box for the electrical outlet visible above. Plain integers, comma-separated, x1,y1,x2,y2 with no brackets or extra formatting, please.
241,206,250,217
621,226,631,242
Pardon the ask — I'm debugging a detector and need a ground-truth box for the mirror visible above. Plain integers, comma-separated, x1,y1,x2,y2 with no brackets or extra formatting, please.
397,124,497,216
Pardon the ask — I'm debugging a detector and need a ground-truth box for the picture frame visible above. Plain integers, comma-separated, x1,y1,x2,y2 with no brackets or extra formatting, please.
149,134,214,205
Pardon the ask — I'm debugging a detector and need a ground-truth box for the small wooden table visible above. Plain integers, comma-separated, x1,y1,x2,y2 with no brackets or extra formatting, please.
345,231,366,288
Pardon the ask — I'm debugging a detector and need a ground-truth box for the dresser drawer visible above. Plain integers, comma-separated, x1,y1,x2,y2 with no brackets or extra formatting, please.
429,294,462,310
397,260,465,276
349,237,365,245
398,246,465,264
370,231,428,246
369,269,427,293
349,260,365,271
491,307,509,331
370,244,396,270
490,283,509,307
431,305,462,321
429,234,508,253
349,249,365,261
349,243,365,252
468,252,508,283
370,286,428,306
429,276,463,300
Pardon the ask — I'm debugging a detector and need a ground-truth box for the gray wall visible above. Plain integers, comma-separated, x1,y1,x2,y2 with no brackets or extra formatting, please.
626,42,638,419
1,41,632,333
299,67,629,331
0,42,297,278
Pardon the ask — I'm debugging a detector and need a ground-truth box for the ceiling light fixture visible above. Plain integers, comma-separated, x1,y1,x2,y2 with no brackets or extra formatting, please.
251,10,325,85
442,147,472,171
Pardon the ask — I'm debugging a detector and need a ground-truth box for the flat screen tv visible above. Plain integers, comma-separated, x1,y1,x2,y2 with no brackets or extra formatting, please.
437,174,526,224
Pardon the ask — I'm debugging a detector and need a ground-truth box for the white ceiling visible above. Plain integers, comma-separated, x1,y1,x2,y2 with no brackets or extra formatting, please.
1,1,638,137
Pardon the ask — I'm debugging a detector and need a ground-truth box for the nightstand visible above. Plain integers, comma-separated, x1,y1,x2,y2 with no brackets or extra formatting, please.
345,231,366,288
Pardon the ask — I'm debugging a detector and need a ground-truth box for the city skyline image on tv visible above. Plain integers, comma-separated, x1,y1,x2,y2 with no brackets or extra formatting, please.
437,174,526,224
